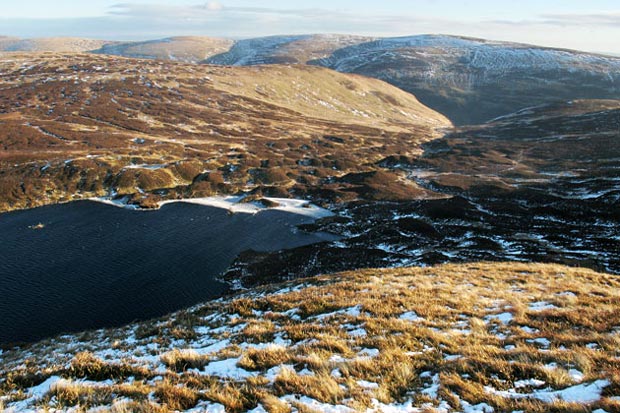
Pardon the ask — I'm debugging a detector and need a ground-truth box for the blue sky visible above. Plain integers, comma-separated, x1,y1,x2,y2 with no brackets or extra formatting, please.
2,1,620,53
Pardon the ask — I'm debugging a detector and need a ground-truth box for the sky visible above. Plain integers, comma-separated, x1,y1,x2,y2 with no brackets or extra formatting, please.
2,0,620,54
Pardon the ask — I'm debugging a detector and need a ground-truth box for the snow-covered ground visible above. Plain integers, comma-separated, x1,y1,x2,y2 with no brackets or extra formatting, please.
91,195,334,219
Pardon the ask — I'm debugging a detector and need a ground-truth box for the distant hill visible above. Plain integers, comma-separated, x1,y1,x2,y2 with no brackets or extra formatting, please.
0,36,111,53
8,33,618,126
0,36,232,63
204,34,620,125
205,34,374,65
92,36,234,63
311,35,620,125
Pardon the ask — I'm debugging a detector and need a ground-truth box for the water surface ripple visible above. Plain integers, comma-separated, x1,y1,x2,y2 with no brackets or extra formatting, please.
0,201,337,344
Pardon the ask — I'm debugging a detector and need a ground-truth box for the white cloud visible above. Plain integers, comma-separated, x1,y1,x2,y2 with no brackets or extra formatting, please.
206,1,223,11
541,12,620,27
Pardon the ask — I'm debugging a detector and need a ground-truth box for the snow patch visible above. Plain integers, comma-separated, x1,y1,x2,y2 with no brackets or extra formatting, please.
399,311,424,322
348,327,367,337
92,195,334,219
187,402,227,413
358,380,379,389
281,395,354,413
514,379,546,388
312,305,363,320
485,312,513,324
529,301,558,311
201,357,255,379
527,338,551,347
487,380,609,403
358,348,380,358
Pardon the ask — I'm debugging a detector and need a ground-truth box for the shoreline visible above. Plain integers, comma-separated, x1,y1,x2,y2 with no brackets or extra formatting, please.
0,195,339,344
89,194,334,219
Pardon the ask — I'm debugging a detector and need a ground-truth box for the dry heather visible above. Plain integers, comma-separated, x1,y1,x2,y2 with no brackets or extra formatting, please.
1,262,619,412
0,53,450,212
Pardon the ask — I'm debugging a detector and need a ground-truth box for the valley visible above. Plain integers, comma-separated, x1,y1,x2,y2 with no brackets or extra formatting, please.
1,31,619,413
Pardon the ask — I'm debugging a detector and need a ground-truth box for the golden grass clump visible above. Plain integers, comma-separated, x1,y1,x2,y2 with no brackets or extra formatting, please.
273,367,345,404
69,352,150,381
242,320,277,343
44,380,112,408
153,380,199,411
202,381,266,413
160,349,209,372
237,345,292,371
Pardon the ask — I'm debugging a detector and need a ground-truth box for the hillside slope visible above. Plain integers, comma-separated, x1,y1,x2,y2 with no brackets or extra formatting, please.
313,35,620,125
13,33,619,125
416,99,620,195
205,34,374,66
0,53,450,212
1,263,619,412
206,34,620,125
92,36,234,63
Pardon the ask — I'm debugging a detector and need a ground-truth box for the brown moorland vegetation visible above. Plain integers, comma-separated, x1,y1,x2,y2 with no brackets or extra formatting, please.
0,53,450,212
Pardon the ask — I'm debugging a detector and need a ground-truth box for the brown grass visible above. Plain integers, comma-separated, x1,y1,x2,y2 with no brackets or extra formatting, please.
273,367,345,404
153,380,199,411
69,352,151,380
160,349,209,372
237,346,292,371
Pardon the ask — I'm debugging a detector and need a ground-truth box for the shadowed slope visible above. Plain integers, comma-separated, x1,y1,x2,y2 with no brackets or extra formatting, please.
313,35,620,125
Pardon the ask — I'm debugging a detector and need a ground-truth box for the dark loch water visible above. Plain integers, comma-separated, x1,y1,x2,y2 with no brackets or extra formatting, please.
0,201,337,344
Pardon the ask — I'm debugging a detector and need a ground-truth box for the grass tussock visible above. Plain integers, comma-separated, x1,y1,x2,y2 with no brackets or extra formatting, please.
237,345,292,371
153,380,199,411
160,349,209,372
242,320,276,343
202,381,264,412
46,380,110,408
273,367,345,404
69,352,151,380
